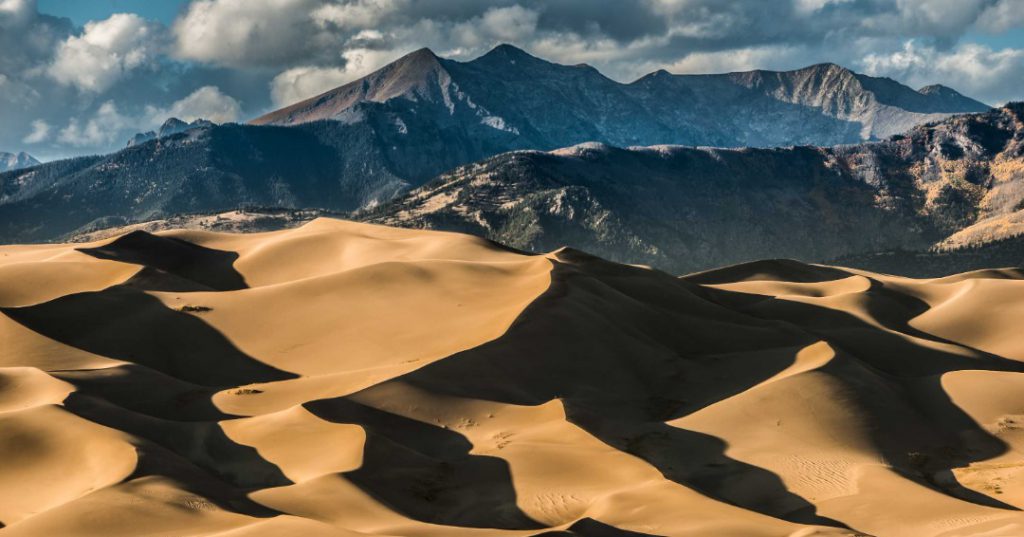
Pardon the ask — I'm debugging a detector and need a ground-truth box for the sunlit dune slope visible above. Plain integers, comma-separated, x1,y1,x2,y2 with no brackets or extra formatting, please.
2,218,1024,537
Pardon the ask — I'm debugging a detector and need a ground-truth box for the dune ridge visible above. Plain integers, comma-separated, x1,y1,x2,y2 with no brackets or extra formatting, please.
2,219,1024,536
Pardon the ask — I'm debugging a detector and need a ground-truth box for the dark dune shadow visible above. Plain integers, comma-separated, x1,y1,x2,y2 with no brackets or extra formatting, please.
567,404,849,527
696,282,1024,510
305,397,544,530
52,365,232,422
1,286,294,387
49,392,287,519
119,265,223,293
3,234,297,520
378,250,1024,527
77,230,248,291
123,435,282,518
376,255,856,529
731,277,1024,376
65,392,291,491
685,258,855,285
9,228,1017,528
4,230,291,388
532,517,662,536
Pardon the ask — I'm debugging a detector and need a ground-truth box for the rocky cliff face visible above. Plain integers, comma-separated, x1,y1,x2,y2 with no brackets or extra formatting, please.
364,103,1024,275
127,118,216,147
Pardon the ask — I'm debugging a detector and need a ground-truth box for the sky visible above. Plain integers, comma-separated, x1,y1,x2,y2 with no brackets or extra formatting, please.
2,0,1023,161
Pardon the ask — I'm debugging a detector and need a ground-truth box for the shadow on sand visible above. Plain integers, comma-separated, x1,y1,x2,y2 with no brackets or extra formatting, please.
6,233,1022,532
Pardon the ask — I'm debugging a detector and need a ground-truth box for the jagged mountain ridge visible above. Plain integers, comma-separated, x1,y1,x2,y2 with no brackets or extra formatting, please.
127,117,215,147
0,152,39,173
364,103,1024,274
253,44,988,147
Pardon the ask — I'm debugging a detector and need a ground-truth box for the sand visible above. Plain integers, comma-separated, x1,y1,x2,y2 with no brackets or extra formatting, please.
2,219,1024,536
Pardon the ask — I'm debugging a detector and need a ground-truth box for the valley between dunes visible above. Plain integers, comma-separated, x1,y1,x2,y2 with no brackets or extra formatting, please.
4,218,1024,537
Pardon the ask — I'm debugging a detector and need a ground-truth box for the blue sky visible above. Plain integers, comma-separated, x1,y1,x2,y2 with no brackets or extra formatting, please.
970,27,1024,49
38,0,185,25
5,0,1024,161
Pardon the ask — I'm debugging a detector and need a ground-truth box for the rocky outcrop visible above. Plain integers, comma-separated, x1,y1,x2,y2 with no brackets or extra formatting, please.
127,118,215,147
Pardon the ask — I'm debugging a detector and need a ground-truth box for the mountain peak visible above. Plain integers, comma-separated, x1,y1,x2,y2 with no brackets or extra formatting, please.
630,69,673,84
127,118,213,147
477,43,539,64
250,46,451,126
160,117,188,132
550,141,617,157
918,84,964,97
0,151,40,172
489,43,531,56
798,62,854,76
398,47,440,66
916,84,991,110
375,46,445,79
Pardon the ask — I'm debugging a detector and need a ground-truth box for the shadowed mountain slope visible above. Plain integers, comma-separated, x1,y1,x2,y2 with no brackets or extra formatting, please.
3,220,1024,535
366,102,1024,275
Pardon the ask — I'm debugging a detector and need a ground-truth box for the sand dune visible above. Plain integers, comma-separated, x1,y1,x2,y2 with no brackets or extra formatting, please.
2,219,1024,536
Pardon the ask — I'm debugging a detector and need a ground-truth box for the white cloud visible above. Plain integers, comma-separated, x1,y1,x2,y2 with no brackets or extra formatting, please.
22,119,50,143
312,0,405,30
861,40,1024,104
52,86,240,151
58,101,133,147
147,85,242,124
2,0,1023,158
271,66,350,107
0,0,33,27
173,0,340,68
450,5,540,48
269,45,401,107
975,0,1024,33
793,0,854,15
656,45,810,74
48,13,162,92
883,0,990,35
480,6,539,43
341,46,399,78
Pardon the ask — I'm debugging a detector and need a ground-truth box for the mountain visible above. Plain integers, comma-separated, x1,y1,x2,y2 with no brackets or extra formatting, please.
0,46,994,249
5,219,1024,535
253,45,989,146
631,62,990,146
364,102,1024,275
0,151,39,172
127,118,216,147
43,103,1024,278
0,120,428,242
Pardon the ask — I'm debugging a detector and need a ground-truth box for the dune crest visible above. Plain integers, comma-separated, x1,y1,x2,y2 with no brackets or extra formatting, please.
2,219,1024,536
